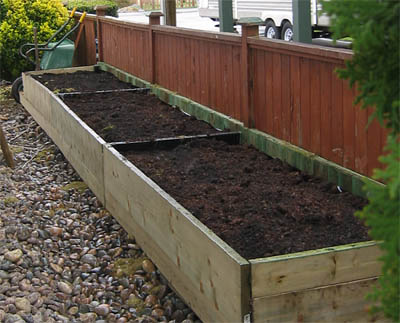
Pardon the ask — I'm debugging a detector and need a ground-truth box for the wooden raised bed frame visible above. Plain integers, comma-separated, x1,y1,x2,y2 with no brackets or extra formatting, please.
21,65,383,323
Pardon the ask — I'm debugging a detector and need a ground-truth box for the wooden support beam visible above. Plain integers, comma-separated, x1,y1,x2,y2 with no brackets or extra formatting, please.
147,12,164,84
0,124,15,168
237,19,261,127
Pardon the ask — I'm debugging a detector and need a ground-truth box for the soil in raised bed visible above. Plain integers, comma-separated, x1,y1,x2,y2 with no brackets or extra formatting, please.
32,70,135,93
124,139,370,260
62,91,222,142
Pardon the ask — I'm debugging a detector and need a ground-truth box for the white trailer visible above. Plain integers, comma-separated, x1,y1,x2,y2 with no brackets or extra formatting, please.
198,0,331,40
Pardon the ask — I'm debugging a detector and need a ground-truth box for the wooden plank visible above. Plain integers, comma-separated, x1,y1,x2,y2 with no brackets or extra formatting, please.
216,43,224,114
310,60,321,155
253,49,266,132
299,58,311,150
208,43,217,110
354,86,368,175
232,45,242,121
20,82,106,204
320,62,332,160
222,45,232,118
272,52,282,138
252,277,385,323
171,35,178,92
199,40,210,107
330,66,344,165
184,37,191,98
247,37,353,62
265,51,274,135
281,54,291,142
366,108,382,177
343,80,356,170
103,146,250,323
290,55,301,146
250,241,381,298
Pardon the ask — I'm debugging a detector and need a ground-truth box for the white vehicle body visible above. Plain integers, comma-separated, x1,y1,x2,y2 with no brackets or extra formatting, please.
198,0,330,39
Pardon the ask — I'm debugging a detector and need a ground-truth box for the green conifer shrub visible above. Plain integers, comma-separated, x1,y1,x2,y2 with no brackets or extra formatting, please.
323,0,399,320
0,0,69,81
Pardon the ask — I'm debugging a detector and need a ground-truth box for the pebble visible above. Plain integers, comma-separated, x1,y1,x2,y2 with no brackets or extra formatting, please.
0,86,200,323
142,259,155,273
94,304,110,316
5,249,23,263
15,297,31,312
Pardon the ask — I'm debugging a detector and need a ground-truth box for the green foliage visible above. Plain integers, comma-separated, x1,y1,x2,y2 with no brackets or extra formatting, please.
323,0,400,321
66,0,119,17
323,0,400,134
357,135,400,321
0,0,69,81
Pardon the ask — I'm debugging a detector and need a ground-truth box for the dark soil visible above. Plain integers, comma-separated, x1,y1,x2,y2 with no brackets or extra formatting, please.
32,70,134,93
62,91,221,142
124,139,370,260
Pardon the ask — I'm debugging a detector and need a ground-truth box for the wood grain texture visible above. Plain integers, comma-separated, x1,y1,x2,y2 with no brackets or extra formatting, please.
21,72,106,203
250,241,382,298
252,277,384,323
103,146,250,323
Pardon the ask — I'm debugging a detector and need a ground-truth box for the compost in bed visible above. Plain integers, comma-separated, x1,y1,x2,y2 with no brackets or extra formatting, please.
124,138,370,260
63,91,221,142
32,70,135,92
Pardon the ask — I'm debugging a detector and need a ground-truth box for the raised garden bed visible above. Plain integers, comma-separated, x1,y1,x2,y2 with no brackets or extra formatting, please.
21,65,383,323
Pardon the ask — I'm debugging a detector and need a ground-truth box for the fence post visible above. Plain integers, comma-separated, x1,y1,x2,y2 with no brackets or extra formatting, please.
147,12,164,84
237,19,261,128
95,5,108,62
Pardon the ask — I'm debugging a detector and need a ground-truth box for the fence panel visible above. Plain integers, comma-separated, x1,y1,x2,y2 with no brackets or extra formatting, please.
249,38,385,176
99,19,151,82
153,28,243,121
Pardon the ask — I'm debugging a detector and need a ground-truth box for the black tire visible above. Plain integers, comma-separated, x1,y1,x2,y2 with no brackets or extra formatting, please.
11,76,23,104
264,21,280,39
281,22,293,41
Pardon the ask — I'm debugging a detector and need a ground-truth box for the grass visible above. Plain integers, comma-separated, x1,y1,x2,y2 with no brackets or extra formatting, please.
61,181,88,193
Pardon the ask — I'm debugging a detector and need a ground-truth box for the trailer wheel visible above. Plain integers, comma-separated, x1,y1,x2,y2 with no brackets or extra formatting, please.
265,21,280,39
281,22,293,41
11,76,23,104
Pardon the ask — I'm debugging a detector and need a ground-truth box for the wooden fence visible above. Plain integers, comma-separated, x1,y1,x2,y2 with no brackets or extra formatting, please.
74,12,387,178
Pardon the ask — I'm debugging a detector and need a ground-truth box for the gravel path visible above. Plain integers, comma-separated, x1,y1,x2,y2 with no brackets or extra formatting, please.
0,84,200,323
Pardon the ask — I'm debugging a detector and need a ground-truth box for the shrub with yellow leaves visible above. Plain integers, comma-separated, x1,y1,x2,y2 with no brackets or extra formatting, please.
0,0,69,81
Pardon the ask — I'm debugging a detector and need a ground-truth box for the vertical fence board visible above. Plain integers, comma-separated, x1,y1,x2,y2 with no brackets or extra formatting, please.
354,89,368,175
233,46,242,120
200,41,209,106
342,81,356,170
310,60,321,155
184,38,191,99
300,58,311,150
209,44,217,110
320,62,332,160
216,44,225,114
330,69,344,165
290,55,301,146
254,50,266,132
367,109,382,177
272,53,282,138
281,54,291,142
265,52,274,135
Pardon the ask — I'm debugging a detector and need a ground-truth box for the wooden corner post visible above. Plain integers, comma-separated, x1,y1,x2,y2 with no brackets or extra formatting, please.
147,12,163,84
238,18,261,128
95,5,108,62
